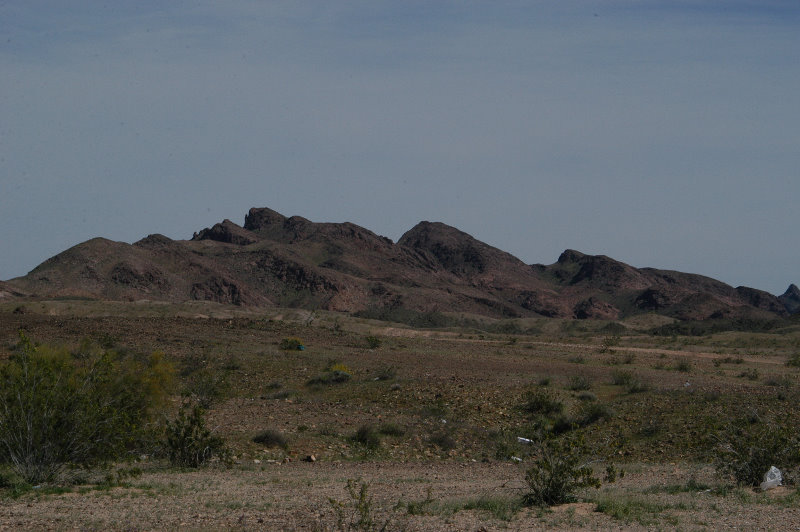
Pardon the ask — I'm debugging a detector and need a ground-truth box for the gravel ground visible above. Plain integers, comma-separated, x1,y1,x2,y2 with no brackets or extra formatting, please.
1,461,799,531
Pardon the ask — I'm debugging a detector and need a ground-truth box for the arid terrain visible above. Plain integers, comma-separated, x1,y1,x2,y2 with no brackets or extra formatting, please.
1,299,799,530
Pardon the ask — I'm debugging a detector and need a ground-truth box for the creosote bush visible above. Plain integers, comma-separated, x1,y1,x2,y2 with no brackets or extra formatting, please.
352,425,381,451
523,435,601,506
165,403,229,468
710,413,800,486
0,333,174,484
279,337,304,351
252,429,288,449
521,389,564,417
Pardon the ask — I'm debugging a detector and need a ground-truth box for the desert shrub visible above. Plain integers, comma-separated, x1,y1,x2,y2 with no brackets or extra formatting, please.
611,370,648,393
625,379,649,394
377,423,405,437
577,391,597,402
308,361,352,386
0,333,173,484
599,335,620,353
182,368,230,408
364,336,382,349
538,377,551,387
252,429,288,449
428,431,456,451
575,402,614,426
523,435,601,506
786,353,800,368
710,413,800,486
279,337,304,351
328,478,391,531
165,403,229,468
521,390,564,417
610,370,634,386
737,368,760,381
374,366,396,381
674,358,692,372
567,375,591,391
352,425,381,451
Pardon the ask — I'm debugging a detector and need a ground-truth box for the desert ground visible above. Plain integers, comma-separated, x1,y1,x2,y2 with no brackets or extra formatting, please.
1,300,799,530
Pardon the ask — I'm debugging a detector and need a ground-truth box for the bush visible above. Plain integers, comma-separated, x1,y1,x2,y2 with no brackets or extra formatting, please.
787,353,800,368
567,375,591,391
252,429,288,449
364,336,382,349
352,425,381,451
279,337,304,351
183,368,230,408
523,436,601,506
710,414,800,486
521,390,564,417
0,333,173,484
165,403,229,467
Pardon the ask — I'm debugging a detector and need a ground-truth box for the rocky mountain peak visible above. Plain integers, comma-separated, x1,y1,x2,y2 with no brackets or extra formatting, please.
243,207,287,231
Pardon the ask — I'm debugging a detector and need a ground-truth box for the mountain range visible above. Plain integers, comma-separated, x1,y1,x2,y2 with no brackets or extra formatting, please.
4,207,798,321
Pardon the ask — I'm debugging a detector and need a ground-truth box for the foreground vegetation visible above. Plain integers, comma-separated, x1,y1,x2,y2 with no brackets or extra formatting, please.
1,300,799,529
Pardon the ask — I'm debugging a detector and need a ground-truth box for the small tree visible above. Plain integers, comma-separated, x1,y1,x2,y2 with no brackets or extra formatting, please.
0,333,173,484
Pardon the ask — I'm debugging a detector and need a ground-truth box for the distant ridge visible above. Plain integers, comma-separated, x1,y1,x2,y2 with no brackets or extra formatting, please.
4,207,796,320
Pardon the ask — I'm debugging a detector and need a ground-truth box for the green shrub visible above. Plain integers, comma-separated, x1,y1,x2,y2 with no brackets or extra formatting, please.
183,368,230,408
710,413,800,486
575,402,614,426
279,337,304,351
428,431,456,451
165,403,229,468
328,479,391,531
521,390,564,417
675,358,692,372
252,429,288,449
377,423,405,437
0,333,173,484
787,353,800,368
352,425,381,451
577,391,597,402
737,368,760,381
364,336,382,349
374,366,396,381
567,375,591,391
523,436,601,506
610,370,634,386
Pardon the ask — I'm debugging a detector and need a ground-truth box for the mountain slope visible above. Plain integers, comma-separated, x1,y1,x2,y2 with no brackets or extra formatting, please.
5,207,794,321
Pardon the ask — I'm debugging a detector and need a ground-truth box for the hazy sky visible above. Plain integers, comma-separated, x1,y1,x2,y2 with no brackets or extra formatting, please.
1,1,798,294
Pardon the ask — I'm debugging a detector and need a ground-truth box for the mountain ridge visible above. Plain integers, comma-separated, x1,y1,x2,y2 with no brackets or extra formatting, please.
4,207,795,321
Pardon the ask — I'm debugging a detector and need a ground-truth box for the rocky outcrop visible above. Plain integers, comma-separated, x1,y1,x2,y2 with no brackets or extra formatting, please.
779,284,800,314
192,219,259,245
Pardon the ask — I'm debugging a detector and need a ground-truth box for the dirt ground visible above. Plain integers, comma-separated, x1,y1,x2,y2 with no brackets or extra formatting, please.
1,302,799,530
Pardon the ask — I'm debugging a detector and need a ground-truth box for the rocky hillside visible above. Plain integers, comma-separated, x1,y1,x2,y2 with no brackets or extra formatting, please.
4,207,795,321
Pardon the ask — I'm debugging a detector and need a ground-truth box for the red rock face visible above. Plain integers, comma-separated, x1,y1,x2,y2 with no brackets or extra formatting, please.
3,207,793,321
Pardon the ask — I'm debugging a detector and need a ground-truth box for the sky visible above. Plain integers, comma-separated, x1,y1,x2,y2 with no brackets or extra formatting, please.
1,1,798,295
